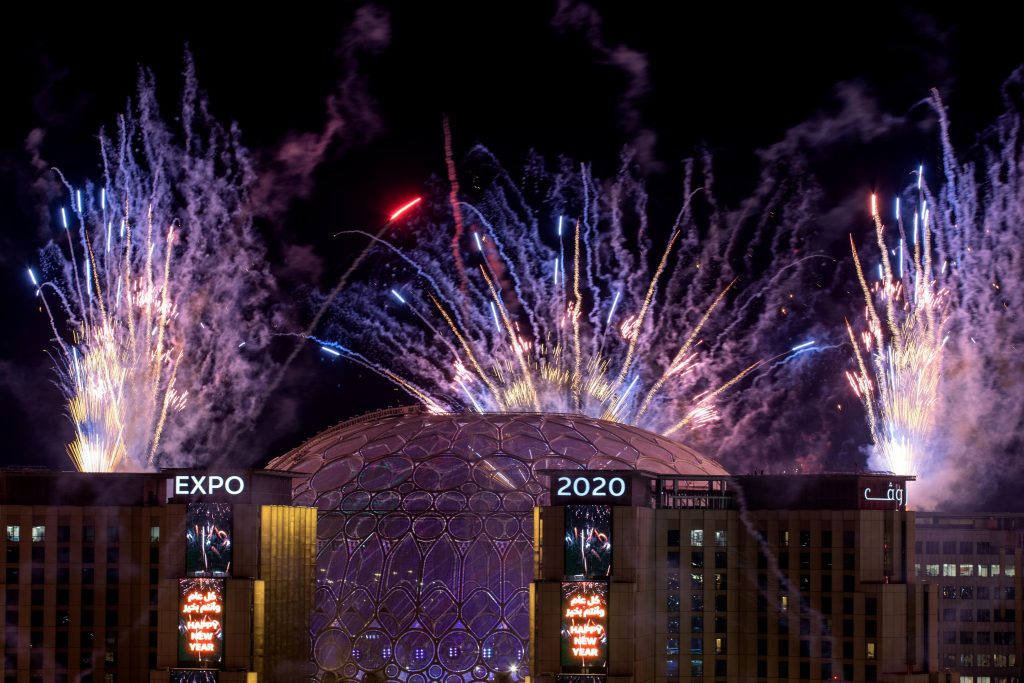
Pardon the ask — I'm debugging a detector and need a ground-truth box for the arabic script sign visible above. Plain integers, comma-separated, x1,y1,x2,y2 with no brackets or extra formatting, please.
862,481,906,508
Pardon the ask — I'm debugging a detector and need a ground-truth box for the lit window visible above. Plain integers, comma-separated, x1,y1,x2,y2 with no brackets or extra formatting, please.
866,642,876,660
926,564,940,576
1005,564,1016,577
690,529,703,546
714,637,725,655
959,564,973,576
942,564,956,576
31,526,45,542
714,530,727,546
978,564,988,577
149,526,160,543
990,564,1000,576
5,525,19,542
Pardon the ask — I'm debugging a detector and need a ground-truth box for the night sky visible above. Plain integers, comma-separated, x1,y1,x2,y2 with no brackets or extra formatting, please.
1,4,1022,507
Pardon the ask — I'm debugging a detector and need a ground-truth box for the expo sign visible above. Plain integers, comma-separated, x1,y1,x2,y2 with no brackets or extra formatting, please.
171,474,246,497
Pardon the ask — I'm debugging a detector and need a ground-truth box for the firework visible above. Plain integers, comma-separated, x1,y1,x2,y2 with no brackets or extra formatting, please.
317,147,814,437
31,57,275,471
845,185,949,476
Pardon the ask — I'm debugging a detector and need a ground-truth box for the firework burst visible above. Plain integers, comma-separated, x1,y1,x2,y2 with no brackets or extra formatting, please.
32,56,276,472
846,185,949,476
317,147,814,438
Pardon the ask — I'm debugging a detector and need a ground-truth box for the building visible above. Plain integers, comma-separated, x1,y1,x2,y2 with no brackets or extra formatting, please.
0,468,316,683
531,470,942,683
267,408,727,681
914,513,1022,683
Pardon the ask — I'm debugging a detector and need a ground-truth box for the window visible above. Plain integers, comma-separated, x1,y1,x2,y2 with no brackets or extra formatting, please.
976,630,990,645
799,662,810,681
6,546,18,563
865,597,877,615
106,526,119,543
667,594,680,612
820,640,832,658
778,552,789,570
689,637,702,654
799,618,810,636
714,530,726,546
822,552,833,570
942,541,956,554
842,640,853,659
666,638,680,655
821,574,832,592
83,525,95,543
30,568,43,584
865,664,877,682
691,615,703,632
667,529,679,547
924,563,939,576
714,637,725,655
780,530,789,547
866,641,876,659
777,661,788,679
667,616,679,634
57,525,70,542
942,563,956,576
667,551,680,569
149,567,159,584
714,616,726,633
959,631,973,644
6,525,20,542
714,573,727,590
799,530,811,547
842,574,855,592
691,594,704,610
714,552,726,569
842,530,855,548
925,540,939,553
690,659,703,676
960,586,973,599
82,547,94,563
942,630,955,644
799,639,810,657
82,568,94,584
757,660,767,677
942,608,956,621
799,575,810,591
691,552,703,569
959,541,973,554
799,552,810,569
842,619,854,637
666,658,678,677
690,529,704,546
959,563,974,576
821,597,832,614
30,526,44,542
821,530,832,547
150,546,160,564
777,638,788,656
690,572,702,589
714,594,727,611
843,553,855,570
1006,564,1016,577
977,608,991,622
714,660,726,677
865,620,877,637
106,547,119,564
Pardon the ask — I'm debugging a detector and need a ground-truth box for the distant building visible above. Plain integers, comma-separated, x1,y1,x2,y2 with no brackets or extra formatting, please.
532,470,942,683
0,468,315,683
915,513,1022,683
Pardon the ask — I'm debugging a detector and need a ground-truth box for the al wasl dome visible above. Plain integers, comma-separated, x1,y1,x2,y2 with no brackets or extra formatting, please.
268,407,728,682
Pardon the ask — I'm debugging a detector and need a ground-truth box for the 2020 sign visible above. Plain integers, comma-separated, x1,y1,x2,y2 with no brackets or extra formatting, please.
552,473,631,505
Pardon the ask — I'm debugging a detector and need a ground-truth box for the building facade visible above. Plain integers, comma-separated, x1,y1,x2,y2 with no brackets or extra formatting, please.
915,513,1023,683
0,468,315,683
532,471,941,683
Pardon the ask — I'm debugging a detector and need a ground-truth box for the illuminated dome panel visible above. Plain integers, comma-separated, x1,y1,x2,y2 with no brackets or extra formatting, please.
268,408,727,682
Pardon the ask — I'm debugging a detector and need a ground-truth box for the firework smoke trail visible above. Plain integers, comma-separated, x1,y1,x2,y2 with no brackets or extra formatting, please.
31,55,276,471
902,78,1024,507
317,146,822,440
845,190,949,477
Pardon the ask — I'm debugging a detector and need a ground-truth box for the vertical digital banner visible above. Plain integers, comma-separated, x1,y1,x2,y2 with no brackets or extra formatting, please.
564,505,612,579
178,578,224,664
171,671,219,683
186,503,233,577
560,581,608,672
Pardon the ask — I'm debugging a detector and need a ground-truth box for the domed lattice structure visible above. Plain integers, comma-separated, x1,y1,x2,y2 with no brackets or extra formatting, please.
268,408,728,682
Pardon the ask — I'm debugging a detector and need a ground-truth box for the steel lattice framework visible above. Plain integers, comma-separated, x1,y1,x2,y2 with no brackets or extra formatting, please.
268,408,727,682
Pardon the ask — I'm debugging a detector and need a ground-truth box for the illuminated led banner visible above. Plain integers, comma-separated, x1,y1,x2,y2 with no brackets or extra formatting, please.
171,670,219,683
179,578,224,664
186,503,232,577
565,505,612,579
561,581,608,672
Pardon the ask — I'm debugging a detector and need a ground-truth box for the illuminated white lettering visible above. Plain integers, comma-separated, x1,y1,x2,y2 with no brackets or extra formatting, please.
224,476,244,495
175,476,190,495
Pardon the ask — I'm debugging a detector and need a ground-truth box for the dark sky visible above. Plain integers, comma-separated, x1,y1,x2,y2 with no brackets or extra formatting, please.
1,3,1022,486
